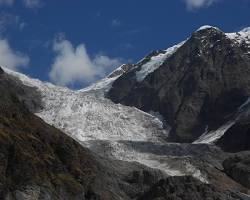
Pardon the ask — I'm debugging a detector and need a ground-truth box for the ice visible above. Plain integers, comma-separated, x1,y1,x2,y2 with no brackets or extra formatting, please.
3,66,209,182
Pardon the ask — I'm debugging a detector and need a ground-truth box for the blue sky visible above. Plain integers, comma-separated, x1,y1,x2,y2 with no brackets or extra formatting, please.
0,0,250,88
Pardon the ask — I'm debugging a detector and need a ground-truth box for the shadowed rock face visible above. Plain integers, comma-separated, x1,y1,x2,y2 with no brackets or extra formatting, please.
108,27,250,142
0,69,105,199
0,67,43,113
223,153,250,189
217,121,250,152
137,176,243,200
0,67,4,74
216,100,250,152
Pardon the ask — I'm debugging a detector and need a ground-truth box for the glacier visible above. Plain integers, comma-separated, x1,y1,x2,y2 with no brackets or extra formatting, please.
3,66,209,183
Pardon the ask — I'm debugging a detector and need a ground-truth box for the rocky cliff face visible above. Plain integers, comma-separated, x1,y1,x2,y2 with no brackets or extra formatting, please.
217,119,250,152
108,26,250,142
223,153,250,189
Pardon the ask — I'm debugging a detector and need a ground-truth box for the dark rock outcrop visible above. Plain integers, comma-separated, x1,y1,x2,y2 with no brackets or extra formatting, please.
216,100,250,152
0,70,106,199
223,153,250,189
0,66,4,74
217,121,250,152
138,176,244,200
108,27,250,142
0,69,43,112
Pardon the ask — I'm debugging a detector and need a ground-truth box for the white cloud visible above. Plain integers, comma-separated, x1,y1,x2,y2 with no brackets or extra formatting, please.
184,0,218,9
0,38,29,70
22,0,42,8
0,0,13,6
49,38,122,87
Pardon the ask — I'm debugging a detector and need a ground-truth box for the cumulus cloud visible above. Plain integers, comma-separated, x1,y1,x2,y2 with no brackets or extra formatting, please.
0,0,13,6
49,38,122,87
22,0,42,8
0,38,29,70
184,0,218,10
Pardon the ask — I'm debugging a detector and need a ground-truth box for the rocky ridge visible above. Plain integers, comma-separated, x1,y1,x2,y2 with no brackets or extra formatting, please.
108,26,250,144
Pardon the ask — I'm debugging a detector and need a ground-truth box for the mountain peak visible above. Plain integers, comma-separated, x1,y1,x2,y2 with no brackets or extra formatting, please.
108,24,250,143
226,27,250,45
241,27,250,32
196,25,221,32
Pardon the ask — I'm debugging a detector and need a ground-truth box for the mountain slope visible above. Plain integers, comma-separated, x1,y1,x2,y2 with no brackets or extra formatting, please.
0,67,172,200
138,176,243,200
2,67,249,199
1,66,249,199
2,25,250,198
3,66,230,186
107,26,250,143
3,67,212,181
0,67,104,199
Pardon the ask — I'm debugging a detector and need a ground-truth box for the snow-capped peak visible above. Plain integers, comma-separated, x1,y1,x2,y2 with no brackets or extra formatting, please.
226,27,250,45
241,27,250,33
196,25,221,32
79,63,133,95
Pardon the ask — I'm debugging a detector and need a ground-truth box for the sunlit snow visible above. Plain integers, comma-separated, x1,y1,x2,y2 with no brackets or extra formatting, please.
226,27,250,45
193,121,235,144
196,25,221,32
136,41,186,82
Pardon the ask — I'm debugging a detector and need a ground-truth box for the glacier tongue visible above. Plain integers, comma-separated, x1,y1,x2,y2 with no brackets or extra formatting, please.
3,67,167,142
3,66,209,183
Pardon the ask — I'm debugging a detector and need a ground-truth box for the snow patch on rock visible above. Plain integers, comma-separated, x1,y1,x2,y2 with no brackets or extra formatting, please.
226,27,250,45
193,121,235,144
80,64,129,95
136,41,186,82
